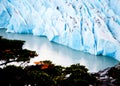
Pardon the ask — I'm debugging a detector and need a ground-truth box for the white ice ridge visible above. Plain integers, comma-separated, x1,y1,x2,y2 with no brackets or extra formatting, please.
1,0,120,61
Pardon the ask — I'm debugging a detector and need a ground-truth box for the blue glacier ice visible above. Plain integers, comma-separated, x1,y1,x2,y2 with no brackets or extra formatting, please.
0,0,120,61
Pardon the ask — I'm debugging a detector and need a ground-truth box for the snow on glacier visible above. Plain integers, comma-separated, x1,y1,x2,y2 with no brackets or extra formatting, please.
0,0,120,61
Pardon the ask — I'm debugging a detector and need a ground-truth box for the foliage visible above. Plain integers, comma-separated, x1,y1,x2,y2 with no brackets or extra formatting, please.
2,65,25,86
0,36,99,86
60,64,97,86
0,36,38,66
0,60,99,86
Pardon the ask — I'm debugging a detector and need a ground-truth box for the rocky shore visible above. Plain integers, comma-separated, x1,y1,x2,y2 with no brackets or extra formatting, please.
92,64,120,86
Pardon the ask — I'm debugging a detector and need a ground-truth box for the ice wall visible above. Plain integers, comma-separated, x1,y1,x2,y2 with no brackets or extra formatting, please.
1,0,120,61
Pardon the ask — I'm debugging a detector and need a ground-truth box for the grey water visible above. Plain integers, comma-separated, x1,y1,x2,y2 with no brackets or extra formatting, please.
0,29,119,72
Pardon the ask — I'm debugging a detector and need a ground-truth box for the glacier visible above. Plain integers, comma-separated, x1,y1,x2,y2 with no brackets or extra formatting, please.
0,0,120,61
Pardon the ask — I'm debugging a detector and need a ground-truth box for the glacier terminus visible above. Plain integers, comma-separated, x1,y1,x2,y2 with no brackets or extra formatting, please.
0,0,120,61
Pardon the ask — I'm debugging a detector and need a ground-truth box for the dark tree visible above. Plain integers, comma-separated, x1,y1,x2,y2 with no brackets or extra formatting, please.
0,36,99,86
2,65,25,86
60,64,97,86
0,36,38,66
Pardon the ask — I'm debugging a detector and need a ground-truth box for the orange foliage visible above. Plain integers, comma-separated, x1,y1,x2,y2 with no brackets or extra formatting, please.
34,61,49,69
34,61,43,65
41,64,49,69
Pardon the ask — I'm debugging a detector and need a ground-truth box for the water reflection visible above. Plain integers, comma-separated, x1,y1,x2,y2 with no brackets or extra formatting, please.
0,29,119,72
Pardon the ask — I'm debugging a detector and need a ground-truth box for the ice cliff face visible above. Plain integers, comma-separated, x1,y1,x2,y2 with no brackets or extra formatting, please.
1,0,120,61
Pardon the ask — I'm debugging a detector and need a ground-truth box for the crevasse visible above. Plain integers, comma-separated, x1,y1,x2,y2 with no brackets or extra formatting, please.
0,0,120,61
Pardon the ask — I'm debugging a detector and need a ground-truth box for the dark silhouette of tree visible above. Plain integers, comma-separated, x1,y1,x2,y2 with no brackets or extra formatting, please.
60,64,98,86
0,36,99,86
2,65,25,86
24,63,56,86
0,36,38,66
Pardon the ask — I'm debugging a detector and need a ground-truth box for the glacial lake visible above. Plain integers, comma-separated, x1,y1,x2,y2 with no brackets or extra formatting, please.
0,29,119,72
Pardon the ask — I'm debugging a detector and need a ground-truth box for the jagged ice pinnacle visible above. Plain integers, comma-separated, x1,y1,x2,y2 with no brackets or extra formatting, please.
0,0,120,61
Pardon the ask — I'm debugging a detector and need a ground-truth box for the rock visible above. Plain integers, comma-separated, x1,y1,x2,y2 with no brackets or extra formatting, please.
92,63,120,86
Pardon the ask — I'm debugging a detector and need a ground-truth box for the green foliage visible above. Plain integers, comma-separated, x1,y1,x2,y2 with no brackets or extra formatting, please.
61,64,97,86
0,61,98,86
26,70,55,86
0,36,98,86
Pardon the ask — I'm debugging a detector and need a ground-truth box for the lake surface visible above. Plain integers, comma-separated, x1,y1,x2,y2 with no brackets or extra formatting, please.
0,29,119,72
